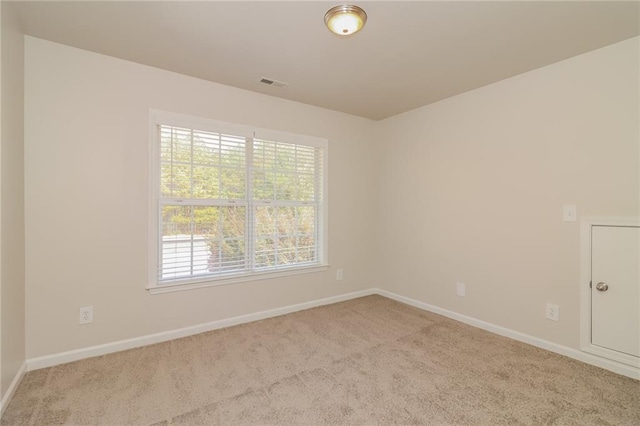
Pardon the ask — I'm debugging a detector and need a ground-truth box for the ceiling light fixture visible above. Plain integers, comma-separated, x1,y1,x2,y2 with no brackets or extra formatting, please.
324,4,367,36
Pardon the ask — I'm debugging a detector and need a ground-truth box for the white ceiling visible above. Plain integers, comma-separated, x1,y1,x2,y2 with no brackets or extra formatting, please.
11,1,640,120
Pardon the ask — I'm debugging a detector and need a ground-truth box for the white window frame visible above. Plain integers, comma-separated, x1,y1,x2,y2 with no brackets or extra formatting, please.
147,110,329,294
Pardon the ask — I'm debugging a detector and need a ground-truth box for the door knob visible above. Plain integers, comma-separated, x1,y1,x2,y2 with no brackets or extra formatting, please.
595,282,609,292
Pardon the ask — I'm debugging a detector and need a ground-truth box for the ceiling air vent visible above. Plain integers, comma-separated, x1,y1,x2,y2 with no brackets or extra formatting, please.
260,77,289,89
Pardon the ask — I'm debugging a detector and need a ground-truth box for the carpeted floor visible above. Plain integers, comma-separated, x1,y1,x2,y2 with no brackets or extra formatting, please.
2,295,639,425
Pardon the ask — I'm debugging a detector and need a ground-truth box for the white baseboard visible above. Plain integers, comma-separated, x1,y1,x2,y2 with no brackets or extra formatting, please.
25,287,639,381
375,289,640,380
26,289,376,371
0,362,27,417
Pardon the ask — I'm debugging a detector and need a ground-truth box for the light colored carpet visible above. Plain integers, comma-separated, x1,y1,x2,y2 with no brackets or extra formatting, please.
2,295,639,425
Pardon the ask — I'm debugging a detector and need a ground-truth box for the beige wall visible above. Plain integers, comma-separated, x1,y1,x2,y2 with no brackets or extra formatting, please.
376,37,639,350
22,34,640,360
24,37,378,359
1,1,26,397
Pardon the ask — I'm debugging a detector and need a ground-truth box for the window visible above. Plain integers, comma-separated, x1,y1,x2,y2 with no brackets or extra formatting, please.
148,111,328,292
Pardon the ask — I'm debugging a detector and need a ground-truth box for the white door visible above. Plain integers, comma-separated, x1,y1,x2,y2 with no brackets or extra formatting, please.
591,225,640,357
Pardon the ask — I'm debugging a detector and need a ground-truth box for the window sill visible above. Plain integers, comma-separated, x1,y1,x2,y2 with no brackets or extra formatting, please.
146,264,330,295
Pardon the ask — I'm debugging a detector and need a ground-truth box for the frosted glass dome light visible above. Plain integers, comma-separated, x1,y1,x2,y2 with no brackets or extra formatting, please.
324,5,367,36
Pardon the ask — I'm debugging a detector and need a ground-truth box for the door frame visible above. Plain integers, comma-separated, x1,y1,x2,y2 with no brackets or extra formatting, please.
580,217,640,367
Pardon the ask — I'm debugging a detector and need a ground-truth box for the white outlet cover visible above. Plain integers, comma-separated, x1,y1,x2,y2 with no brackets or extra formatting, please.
79,306,94,325
336,269,344,281
546,303,559,321
456,282,466,297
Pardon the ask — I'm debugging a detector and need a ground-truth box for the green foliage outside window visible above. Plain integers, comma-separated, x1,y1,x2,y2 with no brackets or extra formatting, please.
159,126,319,280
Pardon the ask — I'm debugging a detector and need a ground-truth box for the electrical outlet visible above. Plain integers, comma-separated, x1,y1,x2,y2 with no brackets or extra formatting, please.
456,282,466,297
79,306,94,325
336,269,344,281
546,303,559,321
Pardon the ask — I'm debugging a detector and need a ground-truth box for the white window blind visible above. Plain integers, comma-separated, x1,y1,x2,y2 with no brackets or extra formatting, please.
150,111,327,289
252,139,323,270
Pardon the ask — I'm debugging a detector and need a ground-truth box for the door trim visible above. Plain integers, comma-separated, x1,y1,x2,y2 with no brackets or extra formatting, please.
580,217,640,368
